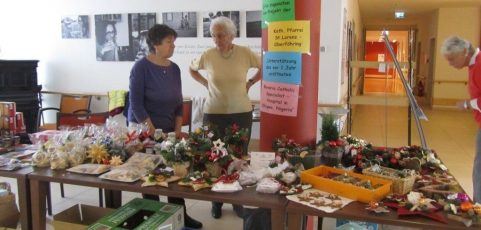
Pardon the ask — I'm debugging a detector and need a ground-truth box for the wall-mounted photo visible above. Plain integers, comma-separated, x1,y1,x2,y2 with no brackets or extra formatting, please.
246,11,261,38
162,12,197,37
95,13,156,61
202,11,240,37
129,13,156,61
61,15,89,39
95,14,130,61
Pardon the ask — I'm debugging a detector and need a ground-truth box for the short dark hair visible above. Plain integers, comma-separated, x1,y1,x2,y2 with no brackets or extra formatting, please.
147,24,177,53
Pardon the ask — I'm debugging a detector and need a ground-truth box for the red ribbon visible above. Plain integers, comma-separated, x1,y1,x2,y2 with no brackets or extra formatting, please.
215,173,240,184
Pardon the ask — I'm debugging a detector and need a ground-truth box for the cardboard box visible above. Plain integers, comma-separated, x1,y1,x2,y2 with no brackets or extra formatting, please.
53,204,114,230
88,198,184,230
300,166,392,203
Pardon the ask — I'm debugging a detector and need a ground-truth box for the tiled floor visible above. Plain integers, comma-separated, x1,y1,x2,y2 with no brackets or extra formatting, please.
1,104,476,229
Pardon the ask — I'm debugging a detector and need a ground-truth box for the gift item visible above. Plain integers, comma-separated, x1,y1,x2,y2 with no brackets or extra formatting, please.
109,155,123,166
87,144,110,164
32,149,51,167
279,184,312,195
50,151,69,170
256,177,281,194
363,165,416,195
178,171,215,191
141,174,181,187
286,189,353,213
99,169,143,182
238,170,257,186
67,164,110,175
212,181,242,193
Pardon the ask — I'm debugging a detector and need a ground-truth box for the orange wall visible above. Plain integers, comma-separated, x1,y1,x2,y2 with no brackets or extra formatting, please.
364,42,397,75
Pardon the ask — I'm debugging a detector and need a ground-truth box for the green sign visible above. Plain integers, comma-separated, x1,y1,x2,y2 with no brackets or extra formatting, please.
262,0,295,28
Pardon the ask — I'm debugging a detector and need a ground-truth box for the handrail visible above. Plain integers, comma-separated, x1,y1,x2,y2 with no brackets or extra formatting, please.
350,61,416,69
434,80,467,85
383,32,428,149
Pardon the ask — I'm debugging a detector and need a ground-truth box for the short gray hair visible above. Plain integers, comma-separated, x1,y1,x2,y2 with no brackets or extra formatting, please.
209,16,237,37
441,36,472,55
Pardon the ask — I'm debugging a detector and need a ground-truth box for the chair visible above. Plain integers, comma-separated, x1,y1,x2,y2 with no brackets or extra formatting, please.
37,94,92,131
56,112,109,207
182,99,192,133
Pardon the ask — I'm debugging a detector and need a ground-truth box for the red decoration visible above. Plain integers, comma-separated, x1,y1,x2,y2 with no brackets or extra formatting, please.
215,173,240,184
384,202,448,224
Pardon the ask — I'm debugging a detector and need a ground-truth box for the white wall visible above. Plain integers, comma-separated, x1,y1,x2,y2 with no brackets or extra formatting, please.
318,0,344,104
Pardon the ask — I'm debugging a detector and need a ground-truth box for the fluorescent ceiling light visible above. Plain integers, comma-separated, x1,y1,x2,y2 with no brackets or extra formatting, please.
395,11,405,19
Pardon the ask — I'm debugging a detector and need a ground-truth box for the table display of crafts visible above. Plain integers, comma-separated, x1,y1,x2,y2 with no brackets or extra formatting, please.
22,114,481,228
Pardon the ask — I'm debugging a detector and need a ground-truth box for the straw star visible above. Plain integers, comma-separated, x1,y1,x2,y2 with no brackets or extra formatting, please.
213,138,225,149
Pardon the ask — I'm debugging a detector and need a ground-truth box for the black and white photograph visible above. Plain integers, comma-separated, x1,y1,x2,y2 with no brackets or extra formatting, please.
61,15,89,39
129,13,156,61
95,14,130,61
246,11,261,38
202,11,240,37
162,12,197,37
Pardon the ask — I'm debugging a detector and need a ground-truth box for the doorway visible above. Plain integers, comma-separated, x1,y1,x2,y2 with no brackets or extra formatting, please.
363,30,409,95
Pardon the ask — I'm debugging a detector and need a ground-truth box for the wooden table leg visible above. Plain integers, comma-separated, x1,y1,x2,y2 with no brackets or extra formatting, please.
17,177,31,230
30,179,48,230
272,208,286,230
287,212,303,230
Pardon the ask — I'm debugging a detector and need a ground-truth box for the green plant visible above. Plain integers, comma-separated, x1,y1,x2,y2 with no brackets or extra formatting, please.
321,114,339,143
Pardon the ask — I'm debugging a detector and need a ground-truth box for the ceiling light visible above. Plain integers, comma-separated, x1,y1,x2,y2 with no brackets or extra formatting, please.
395,11,405,19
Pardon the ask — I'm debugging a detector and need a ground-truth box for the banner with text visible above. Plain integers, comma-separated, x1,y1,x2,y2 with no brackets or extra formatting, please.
260,81,299,117
263,51,302,85
262,0,295,28
268,20,310,53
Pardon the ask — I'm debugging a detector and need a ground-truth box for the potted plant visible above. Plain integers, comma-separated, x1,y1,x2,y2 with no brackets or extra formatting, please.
318,114,345,167
156,138,192,177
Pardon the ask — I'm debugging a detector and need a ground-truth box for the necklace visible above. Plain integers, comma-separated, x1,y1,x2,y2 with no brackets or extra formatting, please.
219,46,234,59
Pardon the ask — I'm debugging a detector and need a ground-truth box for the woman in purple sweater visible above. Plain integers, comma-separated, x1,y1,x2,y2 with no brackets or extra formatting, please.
128,24,202,229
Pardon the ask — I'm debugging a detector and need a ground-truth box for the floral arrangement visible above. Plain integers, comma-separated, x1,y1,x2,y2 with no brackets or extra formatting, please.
156,138,192,163
272,135,319,169
318,114,345,166
223,123,249,158
272,134,304,157
344,144,446,173
188,126,214,156
203,138,232,167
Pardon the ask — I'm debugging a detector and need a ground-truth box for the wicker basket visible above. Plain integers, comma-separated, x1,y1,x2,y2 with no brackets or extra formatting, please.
362,166,415,195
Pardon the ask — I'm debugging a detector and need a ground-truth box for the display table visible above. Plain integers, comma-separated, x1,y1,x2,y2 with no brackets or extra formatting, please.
28,167,288,230
0,166,33,230
287,198,476,230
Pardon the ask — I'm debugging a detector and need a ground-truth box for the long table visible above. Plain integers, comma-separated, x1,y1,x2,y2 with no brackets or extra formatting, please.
28,167,288,230
287,198,476,230
0,167,33,230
